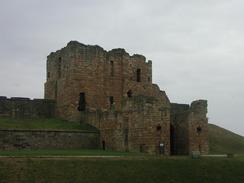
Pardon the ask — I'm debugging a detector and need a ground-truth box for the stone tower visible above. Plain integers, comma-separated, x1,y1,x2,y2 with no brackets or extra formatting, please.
45,41,208,155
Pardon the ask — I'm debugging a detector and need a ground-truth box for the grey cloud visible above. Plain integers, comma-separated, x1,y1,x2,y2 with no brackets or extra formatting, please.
0,0,244,135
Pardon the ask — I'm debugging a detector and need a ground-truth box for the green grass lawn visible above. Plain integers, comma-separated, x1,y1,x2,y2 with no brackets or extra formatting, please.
0,117,97,131
0,149,144,157
0,156,244,183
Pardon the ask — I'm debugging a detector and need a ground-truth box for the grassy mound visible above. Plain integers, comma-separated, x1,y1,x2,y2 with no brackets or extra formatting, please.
209,124,244,154
0,117,97,131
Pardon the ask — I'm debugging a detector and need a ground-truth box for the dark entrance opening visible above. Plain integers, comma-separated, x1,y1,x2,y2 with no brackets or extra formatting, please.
136,69,141,82
170,124,176,155
109,96,114,108
124,128,128,151
139,144,145,153
78,92,86,111
127,90,132,98
102,140,106,150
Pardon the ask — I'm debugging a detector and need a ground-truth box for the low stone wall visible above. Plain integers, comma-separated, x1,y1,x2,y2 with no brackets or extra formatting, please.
0,96,55,118
0,129,99,150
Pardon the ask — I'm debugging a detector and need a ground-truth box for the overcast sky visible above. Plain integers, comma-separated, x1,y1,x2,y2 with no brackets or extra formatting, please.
0,0,244,135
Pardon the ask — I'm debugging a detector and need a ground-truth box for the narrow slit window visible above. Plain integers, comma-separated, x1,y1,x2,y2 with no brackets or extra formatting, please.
78,92,86,111
127,90,132,98
136,69,141,82
109,96,114,108
58,57,62,78
110,61,114,76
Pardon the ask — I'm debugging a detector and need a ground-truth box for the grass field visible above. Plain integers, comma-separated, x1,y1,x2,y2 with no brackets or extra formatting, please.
209,123,244,154
0,117,97,131
0,156,243,183
0,149,144,157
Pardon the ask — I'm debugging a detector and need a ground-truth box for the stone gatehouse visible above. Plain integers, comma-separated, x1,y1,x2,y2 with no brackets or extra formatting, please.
44,41,208,155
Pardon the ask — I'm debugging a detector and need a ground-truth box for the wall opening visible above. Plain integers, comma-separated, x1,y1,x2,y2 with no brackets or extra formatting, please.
54,81,58,99
124,128,128,151
78,92,86,111
58,57,62,78
139,144,145,153
127,90,132,98
110,61,114,76
170,124,176,155
136,69,141,82
109,96,114,108
197,126,202,134
156,125,162,131
102,140,106,150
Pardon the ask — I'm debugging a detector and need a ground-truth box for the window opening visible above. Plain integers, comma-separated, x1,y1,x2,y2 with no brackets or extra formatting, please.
136,69,141,82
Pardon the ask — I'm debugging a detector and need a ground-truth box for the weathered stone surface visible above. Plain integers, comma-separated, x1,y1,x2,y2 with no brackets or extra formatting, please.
0,129,99,150
44,41,209,155
170,100,209,155
0,97,55,118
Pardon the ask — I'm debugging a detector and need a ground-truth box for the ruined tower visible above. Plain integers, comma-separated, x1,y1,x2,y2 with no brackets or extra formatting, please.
44,41,208,155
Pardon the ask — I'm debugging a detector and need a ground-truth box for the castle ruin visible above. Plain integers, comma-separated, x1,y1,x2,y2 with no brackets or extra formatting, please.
44,41,209,155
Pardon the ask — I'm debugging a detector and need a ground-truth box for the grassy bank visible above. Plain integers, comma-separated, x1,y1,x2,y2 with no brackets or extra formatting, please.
0,117,97,131
209,124,244,154
0,157,243,183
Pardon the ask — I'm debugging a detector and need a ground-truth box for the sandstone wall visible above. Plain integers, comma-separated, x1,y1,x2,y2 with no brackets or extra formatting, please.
44,41,155,122
82,95,171,155
188,100,209,154
0,129,99,150
44,41,208,155
170,100,209,155
0,97,55,118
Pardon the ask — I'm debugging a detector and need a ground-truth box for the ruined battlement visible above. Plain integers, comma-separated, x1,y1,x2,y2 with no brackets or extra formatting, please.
45,41,160,120
0,96,55,118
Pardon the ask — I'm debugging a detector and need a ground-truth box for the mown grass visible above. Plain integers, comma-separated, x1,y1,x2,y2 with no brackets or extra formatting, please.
0,149,144,157
0,157,244,183
0,117,97,131
209,124,244,154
